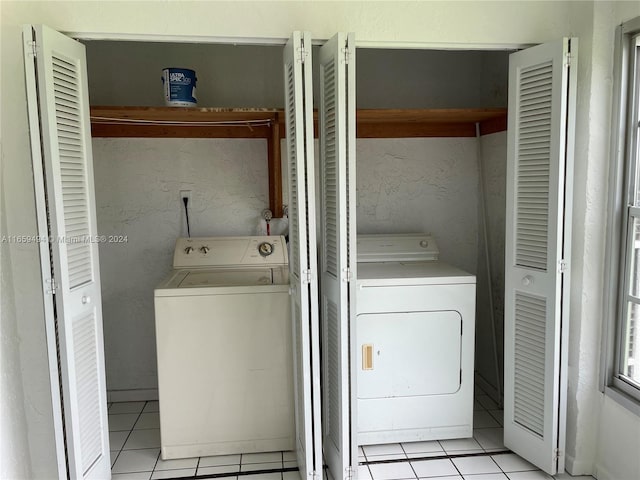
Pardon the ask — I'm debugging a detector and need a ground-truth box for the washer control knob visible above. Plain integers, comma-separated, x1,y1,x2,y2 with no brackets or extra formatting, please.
184,246,194,254
200,246,210,254
420,240,429,248
258,242,274,257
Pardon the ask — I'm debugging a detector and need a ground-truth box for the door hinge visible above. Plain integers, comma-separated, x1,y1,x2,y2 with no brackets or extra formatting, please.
554,448,563,460
342,46,350,65
302,269,313,284
27,40,37,58
309,471,320,480
297,46,308,64
558,259,568,274
342,267,353,282
45,277,57,295
564,52,572,68
345,466,354,480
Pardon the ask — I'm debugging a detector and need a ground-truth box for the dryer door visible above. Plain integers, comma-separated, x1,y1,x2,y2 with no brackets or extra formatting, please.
357,311,462,399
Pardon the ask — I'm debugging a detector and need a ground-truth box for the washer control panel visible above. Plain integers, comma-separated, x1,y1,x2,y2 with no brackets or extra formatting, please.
173,236,288,269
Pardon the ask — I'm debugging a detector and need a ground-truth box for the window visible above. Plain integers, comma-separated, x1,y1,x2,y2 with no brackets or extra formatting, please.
605,17,640,406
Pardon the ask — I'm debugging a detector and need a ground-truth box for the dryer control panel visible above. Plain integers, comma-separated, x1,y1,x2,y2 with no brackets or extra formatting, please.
357,233,439,263
173,236,288,269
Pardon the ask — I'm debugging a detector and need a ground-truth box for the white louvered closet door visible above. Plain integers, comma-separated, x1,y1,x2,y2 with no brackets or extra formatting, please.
504,38,576,475
28,25,110,480
319,32,358,480
283,31,322,480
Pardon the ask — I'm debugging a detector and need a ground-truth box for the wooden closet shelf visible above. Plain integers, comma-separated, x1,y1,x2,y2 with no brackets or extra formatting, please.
90,106,507,139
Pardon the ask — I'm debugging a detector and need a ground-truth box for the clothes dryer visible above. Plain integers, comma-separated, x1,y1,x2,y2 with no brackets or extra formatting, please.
357,234,476,444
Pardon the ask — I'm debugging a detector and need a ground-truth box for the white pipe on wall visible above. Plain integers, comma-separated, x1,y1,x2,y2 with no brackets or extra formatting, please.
475,122,503,405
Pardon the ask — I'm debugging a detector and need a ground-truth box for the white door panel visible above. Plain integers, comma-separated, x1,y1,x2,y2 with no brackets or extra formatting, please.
504,38,576,475
319,32,357,480
24,24,110,480
284,31,323,480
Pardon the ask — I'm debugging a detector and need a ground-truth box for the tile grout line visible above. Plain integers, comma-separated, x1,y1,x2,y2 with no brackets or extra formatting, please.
448,454,464,480
111,400,155,476
195,452,202,476
362,448,512,466
399,443,418,480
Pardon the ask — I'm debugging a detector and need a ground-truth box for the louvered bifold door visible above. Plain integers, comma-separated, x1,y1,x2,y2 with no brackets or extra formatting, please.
504,38,576,475
319,32,358,480
283,31,323,480
31,25,110,480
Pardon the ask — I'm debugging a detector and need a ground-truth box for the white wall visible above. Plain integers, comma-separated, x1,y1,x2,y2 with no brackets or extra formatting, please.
1,4,61,478
2,1,635,477
356,138,479,274
591,3,640,480
0,147,31,478
93,138,270,393
565,2,640,476
595,396,640,480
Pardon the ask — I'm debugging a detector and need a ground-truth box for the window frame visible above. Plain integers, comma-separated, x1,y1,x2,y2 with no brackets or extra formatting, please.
603,17,640,411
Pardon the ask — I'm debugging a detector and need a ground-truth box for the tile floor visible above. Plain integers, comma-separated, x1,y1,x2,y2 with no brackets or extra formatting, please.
108,391,593,480
108,400,298,479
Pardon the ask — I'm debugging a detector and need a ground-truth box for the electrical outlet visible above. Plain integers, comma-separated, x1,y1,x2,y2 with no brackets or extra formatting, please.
180,190,192,205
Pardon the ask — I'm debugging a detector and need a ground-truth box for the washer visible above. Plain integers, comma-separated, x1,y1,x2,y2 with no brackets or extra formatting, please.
356,233,476,445
154,236,293,459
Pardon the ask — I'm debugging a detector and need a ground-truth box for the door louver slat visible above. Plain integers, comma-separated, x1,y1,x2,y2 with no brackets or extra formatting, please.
294,302,306,450
326,298,341,450
285,62,300,278
322,61,338,277
515,60,553,271
52,54,93,288
73,311,103,474
513,292,546,437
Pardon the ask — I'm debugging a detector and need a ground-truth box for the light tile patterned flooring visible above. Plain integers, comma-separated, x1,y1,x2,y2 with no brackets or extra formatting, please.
108,392,593,480
109,400,298,479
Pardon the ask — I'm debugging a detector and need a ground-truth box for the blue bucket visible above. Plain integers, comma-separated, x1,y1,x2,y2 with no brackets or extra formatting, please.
162,68,197,106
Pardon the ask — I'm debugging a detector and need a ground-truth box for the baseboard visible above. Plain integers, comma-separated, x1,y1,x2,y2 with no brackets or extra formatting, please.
107,388,158,402
564,454,594,478
474,372,503,407
592,463,613,480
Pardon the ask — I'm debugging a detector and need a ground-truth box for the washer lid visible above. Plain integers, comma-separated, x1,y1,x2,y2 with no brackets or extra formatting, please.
357,233,439,263
179,268,274,288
